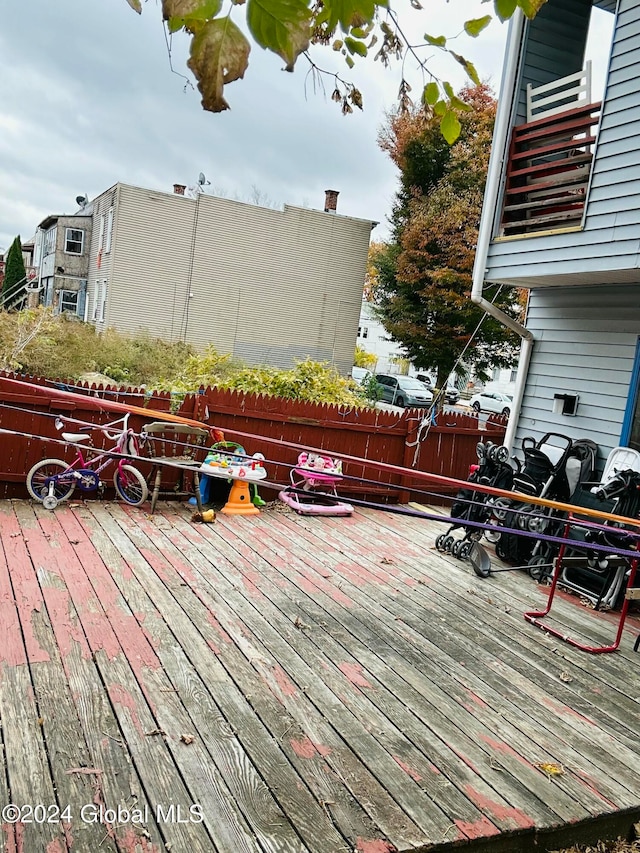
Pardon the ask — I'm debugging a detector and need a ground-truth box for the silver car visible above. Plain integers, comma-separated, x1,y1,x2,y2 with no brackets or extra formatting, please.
374,374,433,407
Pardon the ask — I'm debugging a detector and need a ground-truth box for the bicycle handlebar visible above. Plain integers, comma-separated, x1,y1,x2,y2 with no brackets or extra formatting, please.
55,412,131,440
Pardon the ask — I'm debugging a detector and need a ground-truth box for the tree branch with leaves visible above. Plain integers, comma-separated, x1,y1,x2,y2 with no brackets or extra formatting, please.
126,0,547,139
373,84,522,389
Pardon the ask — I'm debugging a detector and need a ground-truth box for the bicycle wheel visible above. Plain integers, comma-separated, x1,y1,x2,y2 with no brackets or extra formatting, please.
114,464,148,506
26,459,77,503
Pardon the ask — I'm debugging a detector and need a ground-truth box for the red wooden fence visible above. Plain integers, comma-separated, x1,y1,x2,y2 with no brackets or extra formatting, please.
0,373,507,504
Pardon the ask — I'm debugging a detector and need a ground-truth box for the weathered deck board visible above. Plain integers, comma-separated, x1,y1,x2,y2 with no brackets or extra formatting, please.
209,511,616,822
0,497,639,853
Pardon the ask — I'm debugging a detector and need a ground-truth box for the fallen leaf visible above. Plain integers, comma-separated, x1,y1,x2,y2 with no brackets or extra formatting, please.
181,733,195,744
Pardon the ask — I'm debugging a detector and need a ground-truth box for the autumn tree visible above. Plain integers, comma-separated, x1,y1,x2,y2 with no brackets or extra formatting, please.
2,236,26,307
127,0,547,128
373,84,521,390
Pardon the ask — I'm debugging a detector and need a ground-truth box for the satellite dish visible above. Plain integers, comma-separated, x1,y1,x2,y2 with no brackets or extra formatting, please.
75,194,88,207
197,172,211,188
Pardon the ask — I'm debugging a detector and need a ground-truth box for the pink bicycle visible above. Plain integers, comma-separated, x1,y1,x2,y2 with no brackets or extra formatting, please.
26,413,148,510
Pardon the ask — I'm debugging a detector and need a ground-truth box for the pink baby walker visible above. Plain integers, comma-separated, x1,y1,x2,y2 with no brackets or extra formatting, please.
278,452,354,516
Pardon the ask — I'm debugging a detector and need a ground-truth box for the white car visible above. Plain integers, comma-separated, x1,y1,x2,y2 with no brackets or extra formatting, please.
469,391,512,417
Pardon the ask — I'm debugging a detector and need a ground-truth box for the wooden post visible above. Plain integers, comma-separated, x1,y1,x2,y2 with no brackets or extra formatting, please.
399,415,420,504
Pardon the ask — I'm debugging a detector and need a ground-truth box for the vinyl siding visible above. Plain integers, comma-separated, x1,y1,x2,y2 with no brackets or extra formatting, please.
97,185,372,374
485,0,639,288
514,284,640,466
515,0,591,123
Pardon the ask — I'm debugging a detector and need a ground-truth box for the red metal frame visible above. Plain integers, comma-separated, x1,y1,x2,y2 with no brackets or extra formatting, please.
524,516,640,653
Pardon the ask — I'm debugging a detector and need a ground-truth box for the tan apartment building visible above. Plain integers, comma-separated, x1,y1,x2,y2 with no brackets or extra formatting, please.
85,183,375,373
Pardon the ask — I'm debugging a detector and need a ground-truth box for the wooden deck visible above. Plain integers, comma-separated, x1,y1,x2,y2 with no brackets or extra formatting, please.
1,497,640,853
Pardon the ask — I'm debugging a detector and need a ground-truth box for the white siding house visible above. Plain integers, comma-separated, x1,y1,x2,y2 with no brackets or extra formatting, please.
84,184,375,374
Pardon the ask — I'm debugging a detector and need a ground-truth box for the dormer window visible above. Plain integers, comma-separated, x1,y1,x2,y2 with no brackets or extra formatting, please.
64,228,84,255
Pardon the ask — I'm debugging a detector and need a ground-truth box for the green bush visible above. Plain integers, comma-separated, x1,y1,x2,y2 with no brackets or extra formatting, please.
0,310,372,407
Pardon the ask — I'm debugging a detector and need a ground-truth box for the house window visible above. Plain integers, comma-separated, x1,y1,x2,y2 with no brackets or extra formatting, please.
98,279,107,322
105,207,114,253
92,280,99,321
59,290,78,314
357,326,369,339
64,228,84,255
44,227,56,256
510,369,518,383
98,214,105,251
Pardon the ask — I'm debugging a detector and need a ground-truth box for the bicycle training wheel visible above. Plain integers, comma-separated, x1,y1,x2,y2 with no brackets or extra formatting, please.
26,459,76,504
113,465,148,506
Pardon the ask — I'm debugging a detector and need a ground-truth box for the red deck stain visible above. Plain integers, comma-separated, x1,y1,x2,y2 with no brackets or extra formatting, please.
1,824,16,853
464,784,535,829
273,665,298,697
300,568,354,608
108,683,145,736
240,573,265,599
290,736,332,758
454,816,499,839
465,689,489,709
45,839,65,853
539,695,595,726
356,838,397,853
448,745,481,775
573,769,619,809
43,588,85,661
0,508,50,664
392,755,423,782
290,737,317,758
478,735,536,770
206,612,232,644
117,827,162,852
338,662,372,689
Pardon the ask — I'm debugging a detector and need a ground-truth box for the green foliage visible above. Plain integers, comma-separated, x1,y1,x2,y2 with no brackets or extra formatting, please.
373,84,520,389
2,236,26,304
0,308,196,385
354,345,376,369
131,0,546,130
0,312,369,407
359,370,383,404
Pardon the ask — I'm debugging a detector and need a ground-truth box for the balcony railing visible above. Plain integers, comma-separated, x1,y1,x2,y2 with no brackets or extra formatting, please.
499,64,601,237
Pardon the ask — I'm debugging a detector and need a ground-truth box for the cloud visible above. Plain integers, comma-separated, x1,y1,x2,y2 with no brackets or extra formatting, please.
0,0,511,250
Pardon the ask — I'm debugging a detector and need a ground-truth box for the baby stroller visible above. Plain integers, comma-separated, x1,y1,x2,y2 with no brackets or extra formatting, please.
554,449,640,609
435,440,514,559
493,433,581,567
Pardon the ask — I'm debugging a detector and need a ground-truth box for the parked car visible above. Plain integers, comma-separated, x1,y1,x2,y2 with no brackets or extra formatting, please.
415,373,433,387
443,385,460,405
469,391,512,416
374,374,433,407
351,366,372,384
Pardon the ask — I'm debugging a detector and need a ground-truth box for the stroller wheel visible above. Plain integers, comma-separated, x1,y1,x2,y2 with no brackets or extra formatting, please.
484,524,501,544
528,555,552,582
495,538,508,561
435,534,447,551
451,539,462,558
459,540,473,560
442,535,455,553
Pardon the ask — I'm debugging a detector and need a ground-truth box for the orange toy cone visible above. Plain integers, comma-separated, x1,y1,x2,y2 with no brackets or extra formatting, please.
221,480,260,515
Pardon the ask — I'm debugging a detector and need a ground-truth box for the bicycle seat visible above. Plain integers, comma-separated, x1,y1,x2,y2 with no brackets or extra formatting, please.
61,432,91,443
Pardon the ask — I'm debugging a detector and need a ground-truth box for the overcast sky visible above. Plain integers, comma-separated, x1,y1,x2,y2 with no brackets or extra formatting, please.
0,1,612,253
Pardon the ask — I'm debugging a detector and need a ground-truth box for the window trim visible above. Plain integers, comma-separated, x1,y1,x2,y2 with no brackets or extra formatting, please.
620,336,640,449
64,227,84,255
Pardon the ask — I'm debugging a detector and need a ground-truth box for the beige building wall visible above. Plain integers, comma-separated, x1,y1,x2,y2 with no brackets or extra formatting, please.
89,184,373,374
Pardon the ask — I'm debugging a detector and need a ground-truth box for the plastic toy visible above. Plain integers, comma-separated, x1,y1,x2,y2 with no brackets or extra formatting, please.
278,452,354,516
191,441,266,509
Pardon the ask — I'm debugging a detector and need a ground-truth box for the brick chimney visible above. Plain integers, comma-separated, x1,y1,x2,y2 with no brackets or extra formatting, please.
173,184,186,196
324,189,339,213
